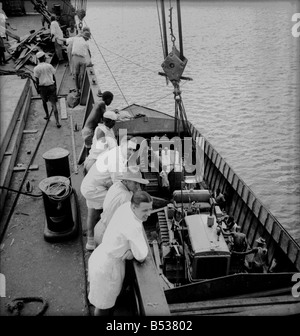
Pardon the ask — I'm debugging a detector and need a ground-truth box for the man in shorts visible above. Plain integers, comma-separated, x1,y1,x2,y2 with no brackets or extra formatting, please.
33,51,61,128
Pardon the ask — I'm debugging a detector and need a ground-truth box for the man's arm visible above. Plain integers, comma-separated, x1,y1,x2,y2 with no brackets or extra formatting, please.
95,128,106,141
92,101,105,124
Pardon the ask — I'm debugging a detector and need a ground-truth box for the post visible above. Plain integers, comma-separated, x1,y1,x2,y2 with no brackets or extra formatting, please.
42,147,71,179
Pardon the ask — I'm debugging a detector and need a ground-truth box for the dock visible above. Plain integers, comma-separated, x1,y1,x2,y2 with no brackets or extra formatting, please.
0,61,93,315
0,12,95,315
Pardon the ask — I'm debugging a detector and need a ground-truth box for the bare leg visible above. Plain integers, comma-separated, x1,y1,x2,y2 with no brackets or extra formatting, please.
51,102,61,128
75,74,81,93
86,208,102,250
42,100,49,119
54,40,64,61
77,63,86,93
94,307,114,316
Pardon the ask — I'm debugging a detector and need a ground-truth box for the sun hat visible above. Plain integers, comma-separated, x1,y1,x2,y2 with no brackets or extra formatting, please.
82,30,91,39
82,26,91,33
36,51,45,59
103,110,117,121
116,168,149,185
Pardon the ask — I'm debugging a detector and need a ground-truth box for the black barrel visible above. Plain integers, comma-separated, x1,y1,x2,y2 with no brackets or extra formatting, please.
39,176,74,233
42,148,70,179
53,4,61,17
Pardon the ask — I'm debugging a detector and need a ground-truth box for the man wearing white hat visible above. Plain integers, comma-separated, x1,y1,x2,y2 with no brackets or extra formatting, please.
80,135,138,250
81,91,114,158
33,51,61,127
94,167,149,246
83,110,118,173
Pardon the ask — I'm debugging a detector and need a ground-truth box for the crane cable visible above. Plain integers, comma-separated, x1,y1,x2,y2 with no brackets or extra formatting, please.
82,19,132,111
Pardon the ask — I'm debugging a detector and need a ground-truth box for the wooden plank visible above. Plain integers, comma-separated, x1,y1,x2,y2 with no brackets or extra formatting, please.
252,199,262,218
228,286,292,299
23,129,38,134
165,272,294,304
264,214,274,235
13,164,39,172
133,230,170,316
0,89,32,213
0,79,30,163
69,111,78,174
172,302,300,316
18,47,30,59
60,97,68,120
288,240,300,264
247,191,256,210
169,294,299,313
14,52,32,70
280,229,291,255
224,302,300,316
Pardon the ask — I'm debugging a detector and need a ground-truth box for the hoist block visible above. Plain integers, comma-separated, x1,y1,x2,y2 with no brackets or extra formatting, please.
161,47,188,81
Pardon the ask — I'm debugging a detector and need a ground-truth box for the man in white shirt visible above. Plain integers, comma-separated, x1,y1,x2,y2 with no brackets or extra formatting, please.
80,136,138,250
65,26,91,77
88,190,152,316
83,110,118,174
94,167,149,246
33,51,61,128
71,30,91,94
50,15,64,62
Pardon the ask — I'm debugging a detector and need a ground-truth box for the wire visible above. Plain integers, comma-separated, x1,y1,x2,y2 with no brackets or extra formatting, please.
83,19,131,110
94,44,157,75
0,186,42,197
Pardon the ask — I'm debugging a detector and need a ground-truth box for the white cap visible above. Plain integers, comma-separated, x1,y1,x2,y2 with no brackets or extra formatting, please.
36,51,45,59
103,110,117,121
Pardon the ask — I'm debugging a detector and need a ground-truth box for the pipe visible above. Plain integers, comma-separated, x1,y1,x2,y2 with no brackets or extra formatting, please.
161,0,168,59
176,0,184,60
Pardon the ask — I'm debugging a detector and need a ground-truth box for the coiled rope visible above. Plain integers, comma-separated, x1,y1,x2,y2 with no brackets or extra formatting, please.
44,181,72,202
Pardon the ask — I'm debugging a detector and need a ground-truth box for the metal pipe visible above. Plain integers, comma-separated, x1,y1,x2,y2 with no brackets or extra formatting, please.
161,0,169,58
176,0,184,60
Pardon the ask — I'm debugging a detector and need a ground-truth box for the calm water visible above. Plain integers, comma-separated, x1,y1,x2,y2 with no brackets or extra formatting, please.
84,0,300,241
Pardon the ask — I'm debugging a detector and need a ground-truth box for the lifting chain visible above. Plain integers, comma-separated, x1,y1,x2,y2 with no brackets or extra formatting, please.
168,1,176,46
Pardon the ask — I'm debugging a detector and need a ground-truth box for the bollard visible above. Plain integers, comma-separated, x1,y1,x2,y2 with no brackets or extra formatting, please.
39,176,77,242
42,148,71,179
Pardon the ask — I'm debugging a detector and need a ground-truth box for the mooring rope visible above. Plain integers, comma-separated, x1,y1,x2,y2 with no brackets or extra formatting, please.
44,181,72,202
